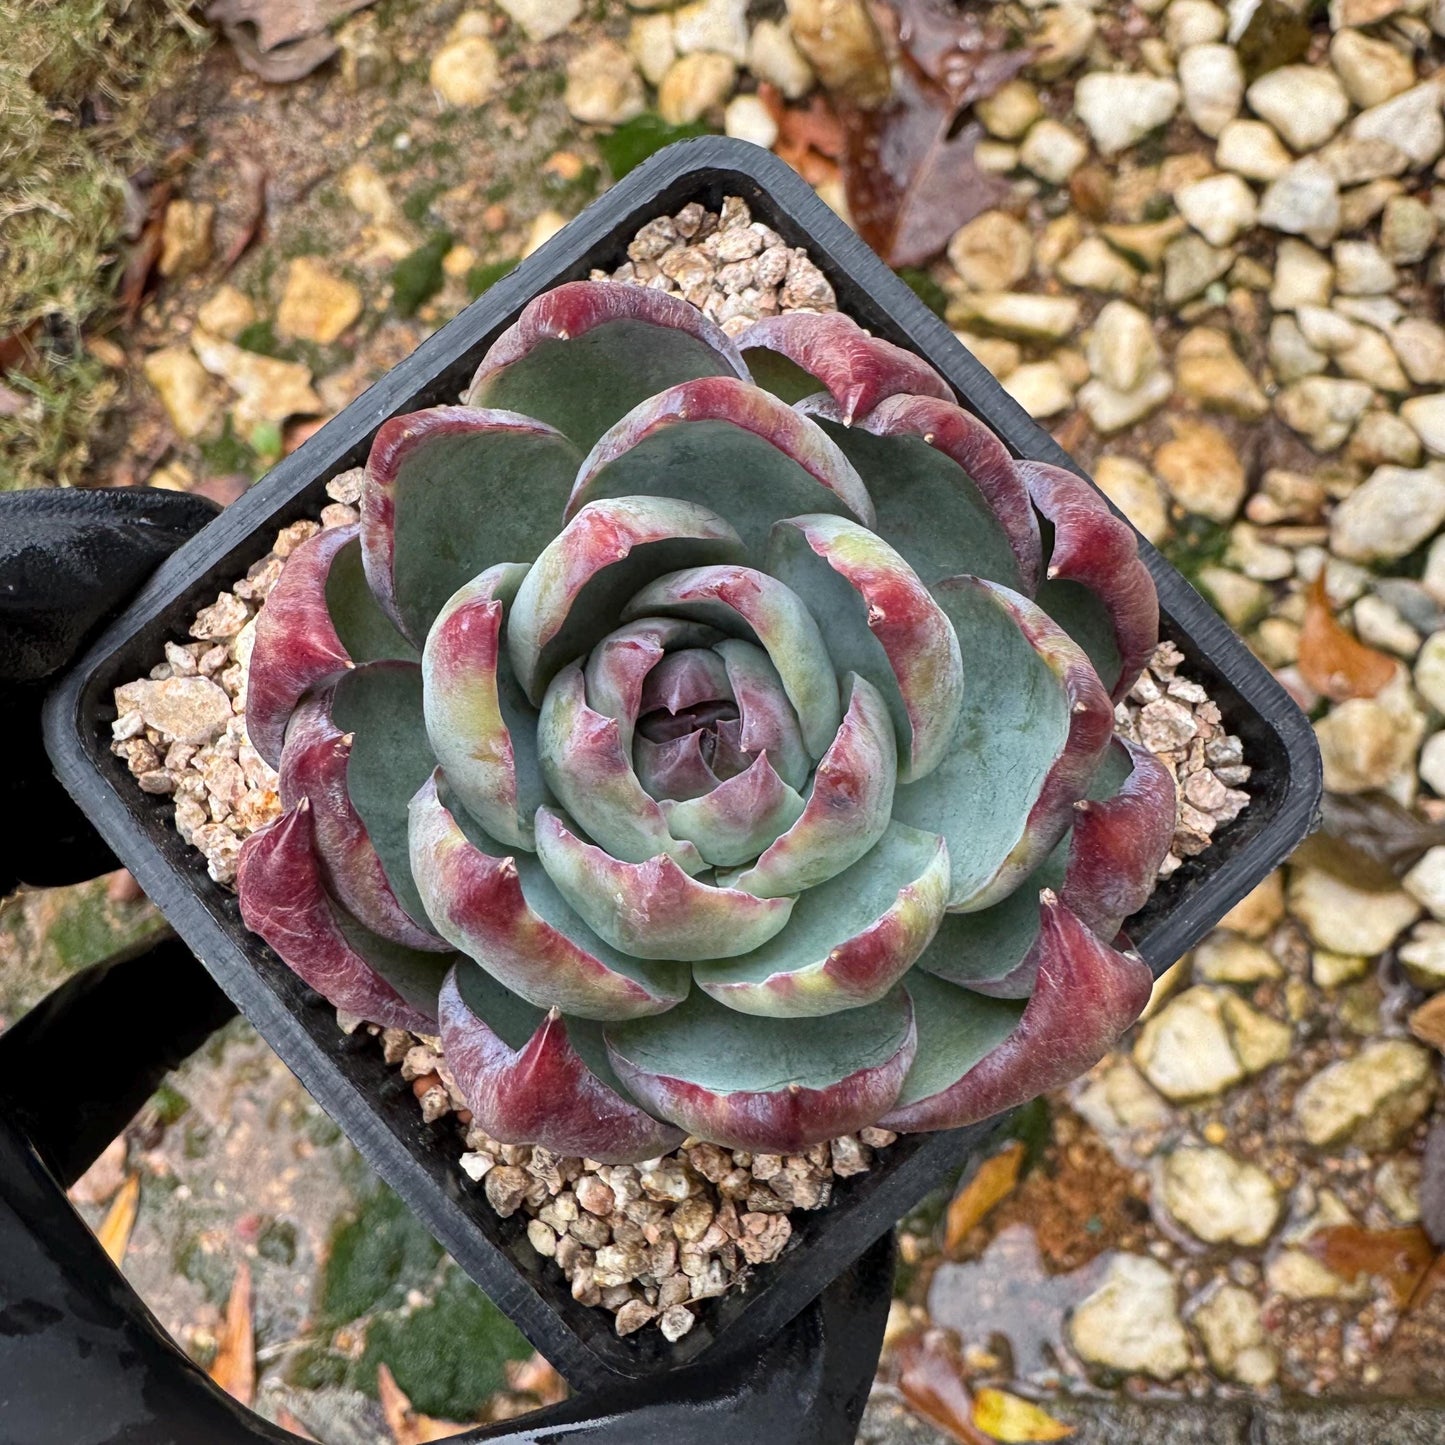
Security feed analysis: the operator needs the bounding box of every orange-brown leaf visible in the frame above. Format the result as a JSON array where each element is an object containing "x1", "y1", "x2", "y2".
[
  {"x1": 97, "y1": 1173, "x2": 141, "y2": 1266},
  {"x1": 274, "y1": 1406, "x2": 319, "y2": 1441},
  {"x1": 896, "y1": 1330, "x2": 992, "y2": 1445},
  {"x1": 208, "y1": 1259, "x2": 256, "y2": 1406},
  {"x1": 945, "y1": 1141, "x2": 1026, "y2": 1255},
  {"x1": 1304, "y1": 1224, "x2": 1437, "y2": 1308},
  {"x1": 377, "y1": 1363, "x2": 470, "y2": 1444},
  {"x1": 1297, "y1": 574, "x2": 1396, "y2": 702},
  {"x1": 760, "y1": 84, "x2": 843, "y2": 187},
  {"x1": 972, "y1": 1387, "x2": 1074, "y2": 1442}
]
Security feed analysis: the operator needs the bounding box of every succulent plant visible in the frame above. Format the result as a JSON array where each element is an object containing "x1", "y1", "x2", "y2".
[{"x1": 237, "y1": 280, "x2": 1175, "y2": 1163}]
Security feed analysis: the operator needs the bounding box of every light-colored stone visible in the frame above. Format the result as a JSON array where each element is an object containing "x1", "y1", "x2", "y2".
[
  {"x1": 144, "y1": 347, "x2": 217, "y2": 439},
  {"x1": 1349, "y1": 411, "x2": 1422, "y2": 469},
  {"x1": 1270, "y1": 239, "x2": 1334, "y2": 311},
  {"x1": 1392, "y1": 319, "x2": 1445, "y2": 387},
  {"x1": 113, "y1": 676, "x2": 233, "y2": 745},
  {"x1": 1221, "y1": 993, "x2": 1293, "y2": 1073},
  {"x1": 1068, "y1": 1255, "x2": 1191, "y2": 1380},
  {"x1": 1074, "y1": 72, "x2": 1181, "y2": 156},
  {"x1": 1166, "y1": 1, "x2": 1227, "y2": 52},
  {"x1": 1174, "y1": 326, "x2": 1268, "y2": 420},
  {"x1": 1334, "y1": 239, "x2": 1398, "y2": 296},
  {"x1": 1003, "y1": 361, "x2": 1074, "y2": 419},
  {"x1": 1330, "y1": 28, "x2": 1416, "y2": 109},
  {"x1": 1153, "y1": 418, "x2": 1246, "y2": 522},
  {"x1": 1405, "y1": 846, "x2": 1445, "y2": 923},
  {"x1": 1079, "y1": 369, "x2": 1174, "y2": 434},
  {"x1": 1073, "y1": 1059, "x2": 1173, "y2": 1136},
  {"x1": 785, "y1": 0, "x2": 889, "y2": 106},
  {"x1": 195, "y1": 285, "x2": 255, "y2": 341},
  {"x1": 1018, "y1": 118, "x2": 1089, "y2": 184},
  {"x1": 190, "y1": 330, "x2": 321, "y2": 431},
  {"x1": 1192, "y1": 1285, "x2": 1278, "y2": 1387},
  {"x1": 1093, "y1": 455, "x2": 1169, "y2": 543},
  {"x1": 1331, "y1": 462, "x2": 1445, "y2": 561},
  {"x1": 1216, "y1": 117, "x2": 1292, "y2": 181},
  {"x1": 498, "y1": 0, "x2": 581, "y2": 41},
  {"x1": 1030, "y1": 4, "x2": 1098, "y2": 80},
  {"x1": 948, "y1": 291, "x2": 1081, "y2": 342},
  {"x1": 1382, "y1": 195, "x2": 1437, "y2": 265},
  {"x1": 1275, "y1": 376, "x2": 1372, "y2": 452},
  {"x1": 746, "y1": 19, "x2": 813, "y2": 99},
  {"x1": 1296, "y1": 304, "x2": 1359, "y2": 354},
  {"x1": 1294, "y1": 1040, "x2": 1436, "y2": 1149},
  {"x1": 975, "y1": 79, "x2": 1043, "y2": 140},
  {"x1": 430, "y1": 29, "x2": 501, "y2": 108},
  {"x1": 276, "y1": 257, "x2": 362, "y2": 345},
  {"x1": 1377, "y1": 1157, "x2": 1423, "y2": 1224},
  {"x1": 658, "y1": 52, "x2": 737, "y2": 125},
  {"x1": 1349, "y1": 82, "x2": 1445, "y2": 169},
  {"x1": 1313, "y1": 949, "x2": 1369, "y2": 987},
  {"x1": 1162, "y1": 232, "x2": 1232, "y2": 304},
  {"x1": 565, "y1": 40, "x2": 645, "y2": 125},
  {"x1": 1194, "y1": 931, "x2": 1283, "y2": 983},
  {"x1": 1178, "y1": 43, "x2": 1244, "y2": 137},
  {"x1": 630, "y1": 12, "x2": 676, "y2": 84},
  {"x1": 1330, "y1": 0, "x2": 1410, "y2": 24},
  {"x1": 1315, "y1": 681, "x2": 1426, "y2": 792},
  {"x1": 672, "y1": 0, "x2": 747, "y2": 61},
  {"x1": 1418, "y1": 632, "x2": 1445, "y2": 714},
  {"x1": 1134, "y1": 987, "x2": 1246, "y2": 1101},
  {"x1": 1176, "y1": 172, "x2": 1257, "y2": 247},
  {"x1": 1289, "y1": 864, "x2": 1423, "y2": 956},
  {"x1": 1401, "y1": 919, "x2": 1445, "y2": 988},
  {"x1": 1404, "y1": 395, "x2": 1445, "y2": 458},
  {"x1": 947, "y1": 211, "x2": 1032, "y2": 292},
  {"x1": 1103, "y1": 217, "x2": 1187, "y2": 270},
  {"x1": 1220, "y1": 872, "x2": 1285, "y2": 938},
  {"x1": 1268, "y1": 317, "x2": 1326, "y2": 385},
  {"x1": 723, "y1": 93, "x2": 777, "y2": 148},
  {"x1": 1422, "y1": 730, "x2": 1445, "y2": 794},
  {"x1": 1056, "y1": 236, "x2": 1140, "y2": 293},
  {"x1": 1259, "y1": 159, "x2": 1341, "y2": 247},
  {"x1": 1159, "y1": 1146, "x2": 1281, "y2": 1245},
  {"x1": 1247, "y1": 65, "x2": 1350, "y2": 152},
  {"x1": 1087, "y1": 300, "x2": 1160, "y2": 393},
  {"x1": 158, "y1": 199, "x2": 214, "y2": 278},
  {"x1": 1336, "y1": 327, "x2": 1410, "y2": 393}
]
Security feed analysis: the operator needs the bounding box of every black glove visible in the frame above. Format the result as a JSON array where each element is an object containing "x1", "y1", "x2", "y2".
[{"x1": 0, "y1": 487, "x2": 219, "y2": 894}]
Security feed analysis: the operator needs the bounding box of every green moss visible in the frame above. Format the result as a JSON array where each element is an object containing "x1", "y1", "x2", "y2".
[
  {"x1": 391, "y1": 231, "x2": 454, "y2": 318},
  {"x1": 402, "y1": 180, "x2": 448, "y2": 224},
  {"x1": 235, "y1": 320, "x2": 281, "y2": 357},
  {"x1": 200, "y1": 417, "x2": 259, "y2": 477},
  {"x1": 355, "y1": 1266, "x2": 530, "y2": 1420},
  {"x1": 894, "y1": 267, "x2": 949, "y2": 319},
  {"x1": 466, "y1": 258, "x2": 519, "y2": 298},
  {"x1": 1162, "y1": 514, "x2": 1231, "y2": 591},
  {"x1": 147, "y1": 1083, "x2": 191, "y2": 1127},
  {"x1": 288, "y1": 1343, "x2": 350, "y2": 1392},
  {"x1": 544, "y1": 161, "x2": 602, "y2": 210},
  {"x1": 318, "y1": 1186, "x2": 444, "y2": 1326},
  {"x1": 257, "y1": 1218, "x2": 298, "y2": 1266},
  {"x1": 43, "y1": 878, "x2": 168, "y2": 973},
  {"x1": 597, "y1": 114, "x2": 715, "y2": 181}
]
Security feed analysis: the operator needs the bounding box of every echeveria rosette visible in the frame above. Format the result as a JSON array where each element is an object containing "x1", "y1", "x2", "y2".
[{"x1": 238, "y1": 279, "x2": 1172, "y2": 1165}]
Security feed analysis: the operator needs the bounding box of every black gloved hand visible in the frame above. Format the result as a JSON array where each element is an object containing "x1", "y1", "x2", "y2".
[{"x1": 0, "y1": 487, "x2": 219, "y2": 894}]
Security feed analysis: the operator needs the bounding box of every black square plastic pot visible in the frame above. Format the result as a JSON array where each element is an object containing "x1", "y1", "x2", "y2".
[{"x1": 43, "y1": 138, "x2": 1321, "y2": 1389}]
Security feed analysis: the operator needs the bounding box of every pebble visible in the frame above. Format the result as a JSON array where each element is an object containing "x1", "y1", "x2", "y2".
[
  {"x1": 1316, "y1": 682, "x2": 1426, "y2": 792},
  {"x1": 1003, "y1": 361, "x2": 1074, "y2": 419},
  {"x1": 1018, "y1": 118, "x2": 1089, "y2": 184},
  {"x1": 975, "y1": 79, "x2": 1043, "y2": 140},
  {"x1": 1079, "y1": 370, "x2": 1173, "y2": 434},
  {"x1": 746, "y1": 19, "x2": 814, "y2": 100},
  {"x1": 1192, "y1": 1285, "x2": 1278, "y2": 1387},
  {"x1": 1415, "y1": 633, "x2": 1445, "y2": 713},
  {"x1": 429, "y1": 29, "x2": 501, "y2": 108},
  {"x1": 1216, "y1": 117, "x2": 1293, "y2": 181},
  {"x1": 659, "y1": 53, "x2": 738, "y2": 125},
  {"x1": 724, "y1": 94, "x2": 777, "y2": 148},
  {"x1": 1193, "y1": 932, "x2": 1282, "y2": 983},
  {"x1": 191, "y1": 331, "x2": 321, "y2": 431},
  {"x1": 1220, "y1": 993, "x2": 1292, "y2": 1073},
  {"x1": 1176, "y1": 172, "x2": 1257, "y2": 247},
  {"x1": 1392, "y1": 319, "x2": 1445, "y2": 387},
  {"x1": 1158, "y1": 1146, "x2": 1281, "y2": 1245},
  {"x1": 113, "y1": 677, "x2": 233, "y2": 747},
  {"x1": 1073, "y1": 1059, "x2": 1173, "y2": 1135},
  {"x1": 196, "y1": 285, "x2": 256, "y2": 340},
  {"x1": 628, "y1": 13, "x2": 674, "y2": 83},
  {"x1": 1087, "y1": 300, "x2": 1160, "y2": 393},
  {"x1": 1173, "y1": 326, "x2": 1268, "y2": 420},
  {"x1": 158, "y1": 199, "x2": 214, "y2": 278},
  {"x1": 1092, "y1": 455, "x2": 1169, "y2": 544},
  {"x1": 1162, "y1": 236, "x2": 1233, "y2": 310},
  {"x1": 1288, "y1": 864, "x2": 1423, "y2": 956},
  {"x1": 144, "y1": 347, "x2": 217, "y2": 439},
  {"x1": 1269, "y1": 238, "x2": 1334, "y2": 311},
  {"x1": 1403, "y1": 396, "x2": 1445, "y2": 459},
  {"x1": 1294, "y1": 1040, "x2": 1436, "y2": 1149},
  {"x1": 1178, "y1": 43, "x2": 1244, "y2": 137},
  {"x1": 671, "y1": 0, "x2": 747, "y2": 61},
  {"x1": 1329, "y1": 28, "x2": 1416, "y2": 108},
  {"x1": 1133, "y1": 987, "x2": 1246, "y2": 1101},
  {"x1": 785, "y1": 0, "x2": 889, "y2": 105},
  {"x1": 1406, "y1": 845, "x2": 1445, "y2": 923},
  {"x1": 1246, "y1": 65, "x2": 1350, "y2": 152},
  {"x1": 1030, "y1": 4, "x2": 1098, "y2": 80},
  {"x1": 497, "y1": 0, "x2": 580, "y2": 41},
  {"x1": 276, "y1": 257, "x2": 362, "y2": 345},
  {"x1": 1349, "y1": 82, "x2": 1445, "y2": 169},
  {"x1": 1333, "y1": 239, "x2": 1397, "y2": 296},
  {"x1": 1400, "y1": 920, "x2": 1445, "y2": 990},
  {"x1": 1056, "y1": 235, "x2": 1140, "y2": 293},
  {"x1": 948, "y1": 291, "x2": 1081, "y2": 342},
  {"x1": 1335, "y1": 327, "x2": 1410, "y2": 393},
  {"x1": 1068, "y1": 1254, "x2": 1191, "y2": 1380},
  {"x1": 1154, "y1": 418, "x2": 1246, "y2": 523},
  {"x1": 1275, "y1": 375, "x2": 1372, "y2": 451},
  {"x1": 1074, "y1": 72, "x2": 1181, "y2": 155},
  {"x1": 1166, "y1": 1, "x2": 1227, "y2": 52},
  {"x1": 1381, "y1": 195, "x2": 1437, "y2": 265},
  {"x1": 947, "y1": 211, "x2": 1032, "y2": 292},
  {"x1": 1258, "y1": 158, "x2": 1341, "y2": 247},
  {"x1": 565, "y1": 40, "x2": 645, "y2": 126},
  {"x1": 1330, "y1": 462, "x2": 1445, "y2": 561}
]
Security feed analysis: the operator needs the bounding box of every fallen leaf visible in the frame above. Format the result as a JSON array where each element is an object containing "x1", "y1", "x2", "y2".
[
  {"x1": 119, "y1": 180, "x2": 172, "y2": 321},
  {"x1": 1298, "y1": 574, "x2": 1397, "y2": 703},
  {"x1": 209, "y1": 1259, "x2": 256, "y2": 1406},
  {"x1": 760, "y1": 84, "x2": 843, "y2": 187},
  {"x1": 887, "y1": 0, "x2": 1032, "y2": 108},
  {"x1": 222, "y1": 157, "x2": 268, "y2": 273},
  {"x1": 505, "y1": 1352, "x2": 569, "y2": 1406},
  {"x1": 1303, "y1": 791, "x2": 1445, "y2": 886},
  {"x1": 1411, "y1": 993, "x2": 1445, "y2": 1053},
  {"x1": 840, "y1": 61, "x2": 1010, "y2": 267},
  {"x1": 273, "y1": 1406, "x2": 319, "y2": 1440},
  {"x1": 377, "y1": 1363, "x2": 470, "y2": 1445},
  {"x1": 896, "y1": 1330, "x2": 992, "y2": 1445},
  {"x1": 96, "y1": 1173, "x2": 141, "y2": 1264},
  {"x1": 205, "y1": 0, "x2": 374, "y2": 81},
  {"x1": 973, "y1": 1387, "x2": 1074, "y2": 1443},
  {"x1": 1304, "y1": 1224, "x2": 1437, "y2": 1309},
  {"x1": 945, "y1": 1141, "x2": 1026, "y2": 1255}
]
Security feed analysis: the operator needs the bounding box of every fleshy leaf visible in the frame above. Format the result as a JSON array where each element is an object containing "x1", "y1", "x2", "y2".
[
  {"x1": 534, "y1": 807, "x2": 794, "y2": 961},
  {"x1": 714, "y1": 638, "x2": 811, "y2": 792},
  {"x1": 804, "y1": 392, "x2": 1041, "y2": 594},
  {"x1": 584, "y1": 617, "x2": 723, "y2": 752},
  {"x1": 623, "y1": 563, "x2": 841, "y2": 760},
  {"x1": 237, "y1": 804, "x2": 444, "y2": 1033},
  {"x1": 362, "y1": 406, "x2": 582, "y2": 643},
  {"x1": 507, "y1": 495, "x2": 745, "y2": 705},
  {"x1": 882, "y1": 897, "x2": 1153, "y2": 1132},
  {"x1": 767, "y1": 514, "x2": 964, "y2": 782},
  {"x1": 567, "y1": 376, "x2": 876, "y2": 558},
  {"x1": 635, "y1": 731, "x2": 720, "y2": 802},
  {"x1": 537, "y1": 663, "x2": 704, "y2": 871},
  {"x1": 736, "y1": 311, "x2": 952, "y2": 421},
  {"x1": 662, "y1": 754, "x2": 807, "y2": 867},
  {"x1": 1018, "y1": 460, "x2": 1159, "y2": 701},
  {"x1": 606, "y1": 986, "x2": 917, "y2": 1153},
  {"x1": 408, "y1": 772, "x2": 688, "y2": 1021},
  {"x1": 723, "y1": 674, "x2": 897, "y2": 898},
  {"x1": 277, "y1": 670, "x2": 446, "y2": 951},
  {"x1": 422, "y1": 563, "x2": 543, "y2": 852},
  {"x1": 697, "y1": 822, "x2": 949, "y2": 1017},
  {"x1": 439, "y1": 963, "x2": 683, "y2": 1163},
  {"x1": 247, "y1": 524, "x2": 413, "y2": 769},
  {"x1": 464, "y1": 280, "x2": 749, "y2": 452},
  {"x1": 892, "y1": 577, "x2": 1112, "y2": 911}
]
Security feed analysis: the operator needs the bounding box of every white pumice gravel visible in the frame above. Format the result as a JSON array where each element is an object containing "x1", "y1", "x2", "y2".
[{"x1": 111, "y1": 198, "x2": 1250, "y2": 1336}]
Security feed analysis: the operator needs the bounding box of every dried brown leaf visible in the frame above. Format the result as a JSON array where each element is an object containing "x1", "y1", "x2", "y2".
[
  {"x1": 377, "y1": 1363, "x2": 469, "y2": 1445},
  {"x1": 896, "y1": 1330, "x2": 992, "y2": 1445},
  {"x1": 208, "y1": 1259, "x2": 256, "y2": 1406},
  {"x1": 1298, "y1": 575, "x2": 1397, "y2": 703},
  {"x1": 760, "y1": 84, "x2": 844, "y2": 187},
  {"x1": 887, "y1": 0, "x2": 1032, "y2": 108},
  {"x1": 945, "y1": 1141, "x2": 1026, "y2": 1255},
  {"x1": 222, "y1": 157, "x2": 268, "y2": 273},
  {"x1": 205, "y1": 0, "x2": 374, "y2": 81},
  {"x1": 96, "y1": 1172, "x2": 141, "y2": 1265},
  {"x1": 1304, "y1": 1224, "x2": 1437, "y2": 1308},
  {"x1": 274, "y1": 1406, "x2": 319, "y2": 1440}
]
